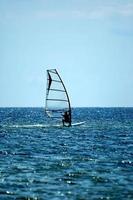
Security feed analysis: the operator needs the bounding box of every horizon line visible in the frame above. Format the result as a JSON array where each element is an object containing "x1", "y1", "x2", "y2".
[{"x1": 0, "y1": 106, "x2": 132, "y2": 108}]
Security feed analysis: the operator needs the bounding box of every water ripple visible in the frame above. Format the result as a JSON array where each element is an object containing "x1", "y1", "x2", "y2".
[{"x1": 0, "y1": 107, "x2": 133, "y2": 199}]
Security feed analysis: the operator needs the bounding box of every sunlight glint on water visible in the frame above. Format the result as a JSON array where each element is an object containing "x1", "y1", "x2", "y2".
[{"x1": 0, "y1": 108, "x2": 133, "y2": 199}]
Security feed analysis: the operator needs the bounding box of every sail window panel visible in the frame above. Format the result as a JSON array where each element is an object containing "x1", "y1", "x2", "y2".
[
  {"x1": 46, "y1": 110, "x2": 63, "y2": 119},
  {"x1": 50, "y1": 81, "x2": 64, "y2": 91},
  {"x1": 48, "y1": 71, "x2": 60, "y2": 81},
  {"x1": 50, "y1": 72, "x2": 59, "y2": 80},
  {"x1": 47, "y1": 100, "x2": 68, "y2": 110},
  {"x1": 47, "y1": 90, "x2": 68, "y2": 101}
]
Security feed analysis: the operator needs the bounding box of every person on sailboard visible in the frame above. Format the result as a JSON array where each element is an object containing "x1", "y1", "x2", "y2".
[{"x1": 62, "y1": 111, "x2": 71, "y2": 126}]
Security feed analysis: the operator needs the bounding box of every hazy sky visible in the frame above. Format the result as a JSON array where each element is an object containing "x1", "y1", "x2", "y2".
[{"x1": 0, "y1": 0, "x2": 133, "y2": 107}]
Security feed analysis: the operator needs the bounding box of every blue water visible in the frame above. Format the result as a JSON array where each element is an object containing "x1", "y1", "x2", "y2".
[{"x1": 0, "y1": 107, "x2": 133, "y2": 200}]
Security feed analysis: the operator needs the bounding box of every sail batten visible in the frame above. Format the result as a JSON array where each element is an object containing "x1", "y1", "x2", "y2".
[
  {"x1": 48, "y1": 89, "x2": 65, "y2": 92},
  {"x1": 46, "y1": 99, "x2": 68, "y2": 102},
  {"x1": 45, "y1": 69, "x2": 71, "y2": 126},
  {"x1": 49, "y1": 80, "x2": 61, "y2": 83}
]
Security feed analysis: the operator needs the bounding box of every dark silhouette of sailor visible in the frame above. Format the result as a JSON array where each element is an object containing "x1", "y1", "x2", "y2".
[{"x1": 62, "y1": 111, "x2": 71, "y2": 126}]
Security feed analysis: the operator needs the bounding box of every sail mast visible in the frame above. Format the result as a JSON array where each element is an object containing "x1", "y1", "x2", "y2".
[{"x1": 55, "y1": 69, "x2": 71, "y2": 125}]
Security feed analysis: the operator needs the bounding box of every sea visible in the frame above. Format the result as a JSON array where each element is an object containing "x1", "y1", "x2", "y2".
[{"x1": 0, "y1": 107, "x2": 133, "y2": 200}]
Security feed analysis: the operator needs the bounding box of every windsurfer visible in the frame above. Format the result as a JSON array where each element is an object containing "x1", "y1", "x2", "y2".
[{"x1": 62, "y1": 111, "x2": 71, "y2": 126}]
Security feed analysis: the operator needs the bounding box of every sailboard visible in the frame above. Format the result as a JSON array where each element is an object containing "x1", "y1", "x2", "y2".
[
  {"x1": 71, "y1": 121, "x2": 86, "y2": 126},
  {"x1": 45, "y1": 69, "x2": 72, "y2": 127}
]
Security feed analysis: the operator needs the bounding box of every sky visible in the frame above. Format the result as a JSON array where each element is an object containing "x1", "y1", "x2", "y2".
[{"x1": 0, "y1": 0, "x2": 133, "y2": 107}]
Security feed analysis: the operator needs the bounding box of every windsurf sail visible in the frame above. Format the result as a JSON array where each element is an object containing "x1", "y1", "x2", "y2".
[{"x1": 45, "y1": 69, "x2": 71, "y2": 126}]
